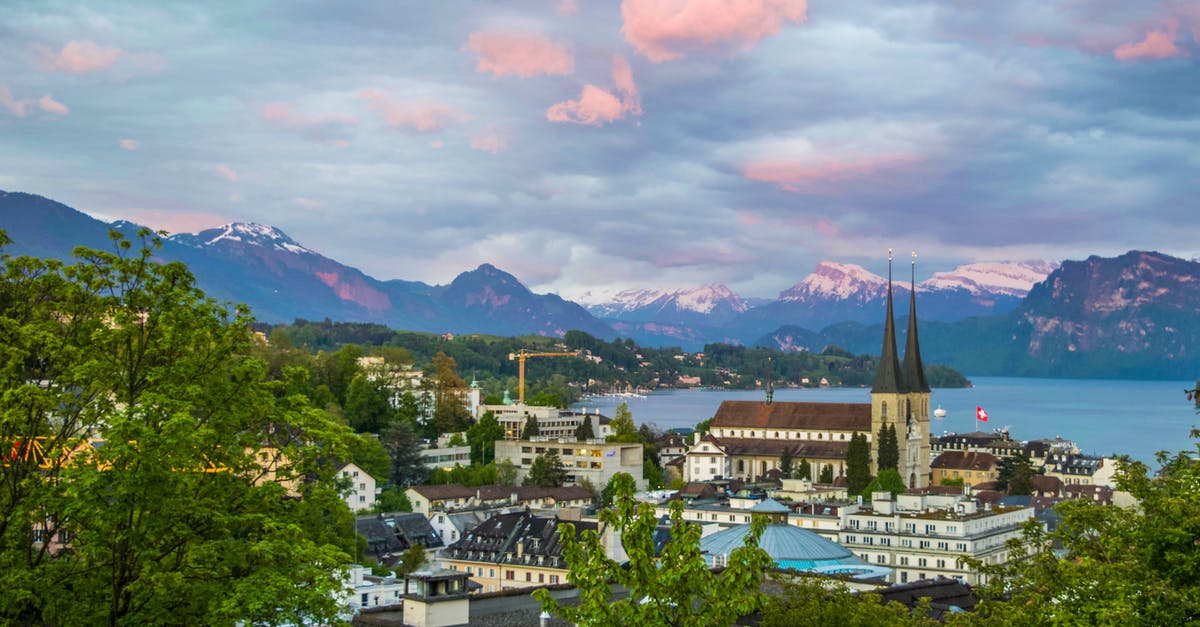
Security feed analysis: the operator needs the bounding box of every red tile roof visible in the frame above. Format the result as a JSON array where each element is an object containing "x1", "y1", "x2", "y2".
[{"x1": 711, "y1": 400, "x2": 871, "y2": 431}]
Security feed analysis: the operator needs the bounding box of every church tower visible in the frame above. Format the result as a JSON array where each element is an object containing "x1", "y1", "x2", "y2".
[
  {"x1": 870, "y1": 251, "x2": 904, "y2": 479},
  {"x1": 899, "y1": 253, "x2": 932, "y2": 488}
]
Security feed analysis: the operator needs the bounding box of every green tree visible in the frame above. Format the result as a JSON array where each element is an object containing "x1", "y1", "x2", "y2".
[
  {"x1": 877, "y1": 422, "x2": 899, "y2": 472},
  {"x1": 429, "y1": 352, "x2": 471, "y2": 435},
  {"x1": 466, "y1": 411, "x2": 503, "y2": 465},
  {"x1": 373, "y1": 486, "x2": 413, "y2": 513},
  {"x1": 534, "y1": 473, "x2": 773, "y2": 625},
  {"x1": 861, "y1": 468, "x2": 906, "y2": 499},
  {"x1": 344, "y1": 372, "x2": 396, "y2": 433},
  {"x1": 998, "y1": 452, "x2": 1039, "y2": 495},
  {"x1": 845, "y1": 432, "x2": 872, "y2": 495},
  {"x1": 527, "y1": 391, "x2": 563, "y2": 407},
  {"x1": 397, "y1": 544, "x2": 426, "y2": 575},
  {"x1": 608, "y1": 401, "x2": 638, "y2": 442},
  {"x1": 525, "y1": 451, "x2": 568, "y2": 487},
  {"x1": 796, "y1": 457, "x2": 812, "y2": 480},
  {"x1": 643, "y1": 459, "x2": 665, "y2": 489},
  {"x1": 940, "y1": 476, "x2": 965, "y2": 487},
  {"x1": 496, "y1": 459, "x2": 519, "y2": 487},
  {"x1": 574, "y1": 414, "x2": 595, "y2": 441},
  {"x1": 346, "y1": 433, "x2": 392, "y2": 483},
  {"x1": 0, "y1": 231, "x2": 352, "y2": 625},
  {"x1": 760, "y1": 577, "x2": 939, "y2": 626},
  {"x1": 381, "y1": 419, "x2": 428, "y2": 487},
  {"x1": 779, "y1": 448, "x2": 794, "y2": 478},
  {"x1": 521, "y1": 415, "x2": 541, "y2": 439},
  {"x1": 819, "y1": 464, "x2": 834, "y2": 483}
]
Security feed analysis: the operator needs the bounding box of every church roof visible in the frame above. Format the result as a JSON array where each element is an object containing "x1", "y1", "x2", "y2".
[
  {"x1": 712, "y1": 437, "x2": 851, "y2": 460},
  {"x1": 711, "y1": 401, "x2": 870, "y2": 431},
  {"x1": 872, "y1": 261, "x2": 904, "y2": 394},
  {"x1": 901, "y1": 263, "x2": 930, "y2": 393}
]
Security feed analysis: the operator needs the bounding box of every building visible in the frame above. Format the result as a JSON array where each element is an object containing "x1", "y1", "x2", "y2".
[
  {"x1": 494, "y1": 438, "x2": 644, "y2": 489},
  {"x1": 356, "y1": 512, "x2": 444, "y2": 567},
  {"x1": 1043, "y1": 453, "x2": 1120, "y2": 487},
  {"x1": 486, "y1": 401, "x2": 612, "y2": 442},
  {"x1": 689, "y1": 259, "x2": 933, "y2": 488},
  {"x1": 342, "y1": 564, "x2": 409, "y2": 611},
  {"x1": 419, "y1": 432, "x2": 472, "y2": 471},
  {"x1": 932, "y1": 431, "x2": 1023, "y2": 459},
  {"x1": 419, "y1": 485, "x2": 595, "y2": 544},
  {"x1": 338, "y1": 462, "x2": 381, "y2": 513},
  {"x1": 930, "y1": 451, "x2": 1001, "y2": 487},
  {"x1": 439, "y1": 510, "x2": 596, "y2": 592},
  {"x1": 407, "y1": 483, "x2": 595, "y2": 518},
  {"x1": 838, "y1": 491, "x2": 1035, "y2": 585}
]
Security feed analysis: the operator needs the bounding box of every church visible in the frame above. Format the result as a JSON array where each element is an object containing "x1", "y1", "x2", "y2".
[{"x1": 685, "y1": 256, "x2": 932, "y2": 489}]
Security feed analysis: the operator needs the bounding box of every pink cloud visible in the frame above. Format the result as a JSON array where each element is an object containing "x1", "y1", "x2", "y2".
[
  {"x1": 38, "y1": 95, "x2": 68, "y2": 115},
  {"x1": 466, "y1": 32, "x2": 575, "y2": 77},
  {"x1": 621, "y1": 0, "x2": 807, "y2": 62},
  {"x1": 742, "y1": 153, "x2": 919, "y2": 192},
  {"x1": 1114, "y1": 20, "x2": 1185, "y2": 61},
  {"x1": 471, "y1": 127, "x2": 509, "y2": 153},
  {"x1": 546, "y1": 56, "x2": 642, "y2": 126},
  {"x1": 110, "y1": 209, "x2": 228, "y2": 235},
  {"x1": 815, "y1": 218, "x2": 838, "y2": 236},
  {"x1": 35, "y1": 40, "x2": 124, "y2": 74},
  {"x1": 0, "y1": 83, "x2": 33, "y2": 117},
  {"x1": 557, "y1": 0, "x2": 579, "y2": 16},
  {"x1": 359, "y1": 89, "x2": 463, "y2": 132},
  {"x1": 262, "y1": 102, "x2": 357, "y2": 145},
  {"x1": 430, "y1": 140, "x2": 444, "y2": 149},
  {"x1": 214, "y1": 164, "x2": 239, "y2": 182},
  {"x1": 295, "y1": 197, "x2": 324, "y2": 209},
  {"x1": 119, "y1": 139, "x2": 140, "y2": 151}
]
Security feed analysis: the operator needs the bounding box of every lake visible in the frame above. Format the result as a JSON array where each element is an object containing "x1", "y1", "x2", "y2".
[{"x1": 571, "y1": 377, "x2": 1200, "y2": 468}]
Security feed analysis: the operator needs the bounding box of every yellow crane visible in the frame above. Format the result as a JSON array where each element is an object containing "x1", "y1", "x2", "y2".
[{"x1": 508, "y1": 349, "x2": 579, "y2": 404}]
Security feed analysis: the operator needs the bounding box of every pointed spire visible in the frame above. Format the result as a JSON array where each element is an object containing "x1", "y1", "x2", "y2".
[
  {"x1": 902, "y1": 251, "x2": 930, "y2": 393},
  {"x1": 873, "y1": 249, "x2": 903, "y2": 394}
]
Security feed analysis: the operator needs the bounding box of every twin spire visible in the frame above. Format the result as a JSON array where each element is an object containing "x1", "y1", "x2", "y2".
[{"x1": 872, "y1": 249, "x2": 929, "y2": 394}]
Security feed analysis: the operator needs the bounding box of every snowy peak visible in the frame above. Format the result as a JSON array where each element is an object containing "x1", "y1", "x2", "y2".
[
  {"x1": 672, "y1": 284, "x2": 749, "y2": 315},
  {"x1": 592, "y1": 284, "x2": 747, "y2": 316},
  {"x1": 919, "y1": 261, "x2": 1058, "y2": 296},
  {"x1": 779, "y1": 262, "x2": 892, "y2": 302},
  {"x1": 170, "y1": 222, "x2": 312, "y2": 255}
]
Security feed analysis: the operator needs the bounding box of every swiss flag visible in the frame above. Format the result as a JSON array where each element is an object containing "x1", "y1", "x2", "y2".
[{"x1": 976, "y1": 406, "x2": 989, "y2": 422}]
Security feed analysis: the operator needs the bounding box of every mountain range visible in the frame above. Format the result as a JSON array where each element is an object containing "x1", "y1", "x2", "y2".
[{"x1": 2, "y1": 189, "x2": 1198, "y2": 379}]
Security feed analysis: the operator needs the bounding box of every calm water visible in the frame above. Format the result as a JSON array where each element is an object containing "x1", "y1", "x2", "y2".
[{"x1": 572, "y1": 377, "x2": 1200, "y2": 467}]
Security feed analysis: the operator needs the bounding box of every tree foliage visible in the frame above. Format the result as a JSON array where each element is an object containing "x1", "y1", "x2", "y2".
[
  {"x1": 877, "y1": 422, "x2": 899, "y2": 472},
  {"x1": 574, "y1": 414, "x2": 595, "y2": 441},
  {"x1": 819, "y1": 464, "x2": 834, "y2": 483},
  {"x1": 779, "y1": 448, "x2": 794, "y2": 478},
  {"x1": 998, "y1": 452, "x2": 1039, "y2": 495},
  {"x1": 521, "y1": 415, "x2": 541, "y2": 439},
  {"x1": 861, "y1": 468, "x2": 906, "y2": 499},
  {"x1": 534, "y1": 473, "x2": 773, "y2": 626},
  {"x1": 524, "y1": 452, "x2": 568, "y2": 487},
  {"x1": 608, "y1": 401, "x2": 637, "y2": 442},
  {"x1": 845, "y1": 432, "x2": 872, "y2": 495},
  {"x1": 344, "y1": 372, "x2": 396, "y2": 433},
  {"x1": 466, "y1": 411, "x2": 503, "y2": 465},
  {"x1": 0, "y1": 231, "x2": 352, "y2": 625},
  {"x1": 381, "y1": 419, "x2": 427, "y2": 487}
]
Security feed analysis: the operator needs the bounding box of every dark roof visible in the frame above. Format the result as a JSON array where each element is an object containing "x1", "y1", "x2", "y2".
[
  {"x1": 356, "y1": 513, "x2": 443, "y2": 565},
  {"x1": 872, "y1": 267, "x2": 903, "y2": 394},
  {"x1": 679, "y1": 482, "x2": 717, "y2": 498},
  {"x1": 714, "y1": 436, "x2": 851, "y2": 460},
  {"x1": 409, "y1": 484, "x2": 476, "y2": 501},
  {"x1": 931, "y1": 451, "x2": 1000, "y2": 471},
  {"x1": 878, "y1": 577, "x2": 978, "y2": 619},
  {"x1": 1029, "y1": 475, "x2": 1063, "y2": 496},
  {"x1": 441, "y1": 510, "x2": 597, "y2": 570},
  {"x1": 900, "y1": 267, "x2": 930, "y2": 393},
  {"x1": 711, "y1": 401, "x2": 870, "y2": 432}
]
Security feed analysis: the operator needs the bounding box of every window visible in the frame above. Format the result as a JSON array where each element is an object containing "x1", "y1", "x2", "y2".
[
  {"x1": 506, "y1": 570, "x2": 514, "y2": 580},
  {"x1": 937, "y1": 542, "x2": 948, "y2": 550},
  {"x1": 899, "y1": 556, "x2": 909, "y2": 566},
  {"x1": 489, "y1": 569, "x2": 495, "y2": 577},
  {"x1": 539, "y1": 573, "x2": 545, "y2": 583},
  {"x1": 361, "y1": 593, "x2": 368, "y2": 606},
  {"x1": 919, "y1": 540, "x2": 930, "y2": 549},
  {"x1": 956, "y1": 543, "x2": 967, "y2": 552},
  {"x1": 550, "y1": 575, "x2": 559, "y2": 584},
  {"x1": 936, "y1": 559, "x2": 946, "y2": 569},
  {"x1": 358, "y1": 483, "x2": 366, "y2": 490},
  {"x1": 900, "y1": 571, "x2": 908, "y2": 583},
  {"x1": 353, "y1": 471, "x2": 359, "y2": 477},
  {"x1": 466, "y1": 566, "x2": 473, "y2": 574},
  {"x1": 918, "y1": 558, "x2": 927, "y2": 567},
  {"x1": 876, "y1": 555, "x2": 886, "y2": 564},
  {"x1": 526, "y1": 572, "x2": 532, "y2": 582},
  {"x1": 359, "y1": 496, "x2": 365, "y2": 503}
]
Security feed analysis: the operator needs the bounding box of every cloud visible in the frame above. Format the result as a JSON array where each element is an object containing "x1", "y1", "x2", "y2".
[
  {"x1": 262, "y1": 102, "x2": 357, "y2": 145},
  {"x1": 621, "y1": 0, "x2": 807, "y2": 62},
  {"x1": 742, "y1": 153, "x2": 921, "y2": 192},
  {"x1": 119, "y1": 139, "x2": 140, "y2": 151},
  {"x1": 215, "y1": 164, "x2": 239, "y2": 182},
  {"x1": 34, "y1": 40, "x2": 124, "y2": 74},
  {"x1": 1114, "y1": 21, "x2": 1185, "y2": 61},
  {"x1": 295, "y1": 197, "x2": 324, "y2": 208},
  {"x1": 556, "y1": 0, "x2": 579, "y2": 17},
  {"x1": 38, "y1": 95, "x2": 69, "y2": 115},
  {"x1": 471, "y1": 127, "x2": 509, "y2": 153},
  {"x1": 358, "y1": 89, "x2": 463, "y2": 132},
  {"x1": 0, "y1": 83, "x2": 33, "y2": 117},
  {"x1": 545, "y1": 56, "x2": 642, "y2": 126},
  {"x1": 466, "y1": 32, "x2": 575, "y2": 77}
]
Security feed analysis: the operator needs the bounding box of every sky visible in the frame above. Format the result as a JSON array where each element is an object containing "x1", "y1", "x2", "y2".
[{"x1": 1, "y1": 1, "x2": 1198, "y2": 301}]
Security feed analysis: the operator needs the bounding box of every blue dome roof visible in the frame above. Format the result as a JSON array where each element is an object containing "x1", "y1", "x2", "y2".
[{"x1": 700, "y1": 524, "x2": 890, "y2": 580}]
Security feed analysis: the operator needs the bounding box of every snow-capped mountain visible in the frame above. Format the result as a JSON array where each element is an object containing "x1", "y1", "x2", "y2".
[
  {"x1": 920, "y1": 261, "x2": 1058, "y2": 296},
  {"x1": 586, "y1": 284, "x2": 749, "y2": 326},
  {"x1": 778, "y1": 262, "x2": 893, "y2": 302},
  {"x1": 170, "y1": 223, "x2": 313, "y2": 255}
]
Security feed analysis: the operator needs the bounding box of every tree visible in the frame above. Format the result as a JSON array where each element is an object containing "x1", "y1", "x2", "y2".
[
  {"x1": 373, "y1": 486, "x2": 412, "y2": 513},
  {"x1": 845, "y1": 432, "x2": 873, "y2": 495},
  {"x1": 861, "y1": 468, "x2": 906, "y2": 499},
  {"x1": 608, "y1": 401, "x2": 638, "y2": 442},
  {"x1": 779, "y1": 448, "x2": 794, "y2": 478},
  {"x1": 964, "y1": 430, "x2": 1200, "y2": 625},
  {"x1": 0, "y1": 231, "x2": 352, "y2": 625},
  {"x1": 524, "y1": 452, "x2": 567, "y2": 487},
  {"x1": 877, "y1": 422, "x2": 899, "y2": 472},
  {"x1": 429, "y1": 352, "x2": 471, "y2": 435},
  {"x1": 760, "y1": 577, "x2": 939, "y2": 626},
  {"x1": 521, "y1": 415, "x2": 541, "y2": 439},
  {"x1": 346, "y1": 433, "x2": 392, "y2": 482},
  {"x1": 643, "y1": 459, "x2": 664, "y2": 489},
  {"x1": 819, "y1": 464, "x2": 834, "y2": 483},
  {"x1": 496, "y1": 459, "x2": 519, "y2": 487},
  {"x1": 797, "y1": 457, "x2": 812, "y2": 480},
  {"x1": 534, "y1": 473, "x2": 773, "y2": 625},
  {"x1": 397, "y1": 544, "x2": 426, "y2": 575},
  {"x1": 998, "y1": 452, "x2": 1039, "y2": 495},
  {"x1": 344, "y1": 373, "x2": 396, "y2": 433},
  {"x1": 466, "y1": 411, "x2": 503, "y2": 465},
  {"x1": 382, "y1": 419, "x2": 428, "y2": 487},
  {"x1": 574, "y1": 414, "x2": 595, "y2": 441}
]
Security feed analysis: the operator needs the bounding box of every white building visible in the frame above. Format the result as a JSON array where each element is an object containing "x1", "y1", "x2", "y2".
[
  {"x1": 485, "y1": 402, "x2": 612, "y2": 441},
  {"x1": 838, "y1": 492, "x2": 1035, "y2": 585},
  {"x1": 340, "y1": 564, "x2": 410, "y2": 611},
  {"x1": 494, "y1": 438, "x2": 644, "y2": 490},
  {"x1": 338, "y1": 463, "x2": 381, "y2": 513},
  {"x1": 419, "y1": 432, "x2": 472, "y2": 471}
]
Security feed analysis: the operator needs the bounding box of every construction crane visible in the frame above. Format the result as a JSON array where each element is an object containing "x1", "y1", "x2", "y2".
[{"x1": 508, "y1": 349, "x2": 579, "y2": 404}]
